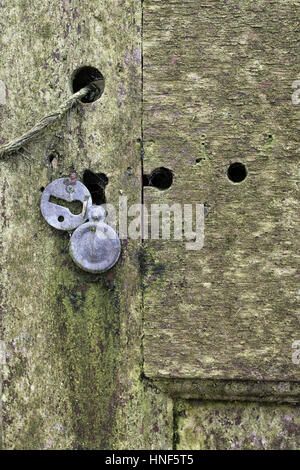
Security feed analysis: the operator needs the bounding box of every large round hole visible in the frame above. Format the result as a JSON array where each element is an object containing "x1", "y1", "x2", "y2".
[
  {"x1": 227, "y1": 162, "x2": 247, "y2": 183},
  {"x1": 144, "y1": 167, "x2": 173, "y2": 190},
  {"x1": 70, "y1": 66, "x2": 105, "y2": 103}
]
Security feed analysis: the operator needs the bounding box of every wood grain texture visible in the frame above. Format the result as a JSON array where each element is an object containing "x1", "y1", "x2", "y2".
[
  {"x1": 143, "y1": 0, "x2": 300, "y2": 396},
  {"x1": 176, "y1": 400, "x2": 300, "y2": 450},
  {"x1": 0, "y1": 0, "x2": 173, "y2": 449}
]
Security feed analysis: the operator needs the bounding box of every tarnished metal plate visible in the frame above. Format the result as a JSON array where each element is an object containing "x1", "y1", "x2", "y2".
[
  {"x1": 70, "y1": 221, "x2": 121, "y2": 273},
  {"x1": 41, "y1": 177, "x2": 92, "y2": 231}
]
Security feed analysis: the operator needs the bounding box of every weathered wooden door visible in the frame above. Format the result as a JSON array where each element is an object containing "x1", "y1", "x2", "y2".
[
  {"x1": 142, "y1": 0, "x2": 300, "y2": 448},
  {"x1": 143, "y1": 0, "x2": 300, "y2": 396},
  {"x1": 0, "y1": 0, "x2": 299, "y2": 450}
]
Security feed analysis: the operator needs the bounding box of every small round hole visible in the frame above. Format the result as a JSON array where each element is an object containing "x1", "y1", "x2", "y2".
[
  {"x1": 151, "y1": 167, "x2": 173, "y2": 190},
  {"x1": 144, "y1": 167, "x2": 173, "y2": 190},
  {"x1": 227, "y1": 162, "x2": 247, "y2": 183},
  {"x1": 70, "y1": 66, "x2": 105, "y2": 103},
  {"x1": 58, "y1": 216, "x2": 64, "y2": 222}
]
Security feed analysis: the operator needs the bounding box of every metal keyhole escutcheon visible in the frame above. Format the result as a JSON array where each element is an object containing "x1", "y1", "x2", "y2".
[
  {"x1": 40, "y1": 177, "x2": 92, "y2": 231},
  {"x1": 41, "y1": 177, "x2": 121, "y2": 273}
]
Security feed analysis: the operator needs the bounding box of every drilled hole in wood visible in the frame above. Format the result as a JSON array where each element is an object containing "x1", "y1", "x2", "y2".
[
  {"x1": 227, "y1": 162, "x2": 247, "y2": 183},
  {"x1": 143, "y1": 167, "x2": 173, "y2": 190},
  {"x1": 83, "y1": 170, "x2": 108, "y2": 205},
  {"x1": 71, "y1": 66, "x2": 105, "y2": 103}
]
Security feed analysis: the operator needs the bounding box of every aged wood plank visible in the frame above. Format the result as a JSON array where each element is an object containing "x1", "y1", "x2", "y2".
[
  {"x1": 143, "y1": 0, "x2": 300, "y2": 397},
  {"x1": 0, "y1": 0, "x2": 173, "y2": 449},
  {"x1": 176, "y1": 400, "x2": 300, "y2": 450}
]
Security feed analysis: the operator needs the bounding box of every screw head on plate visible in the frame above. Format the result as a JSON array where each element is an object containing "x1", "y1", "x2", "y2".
[
  {"x1": 88, "y1": 205, "x2": 106, "y2": 222},
  {"x1": 70, "y1": 221, "x2": 121, "y2": 273}
]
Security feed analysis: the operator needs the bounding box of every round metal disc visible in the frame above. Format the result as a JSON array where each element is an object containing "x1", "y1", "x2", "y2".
[
  {"x1": 41, "y1": 178, "x2": 92, "y2": 231},
  {"x1": 70, "y1": 221, "x2": 121, "y2": 273}
]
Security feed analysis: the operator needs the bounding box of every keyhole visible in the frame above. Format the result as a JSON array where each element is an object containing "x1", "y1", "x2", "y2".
[{"x1": 49, "y1": 196, "x2": 83, "y2": 215}]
